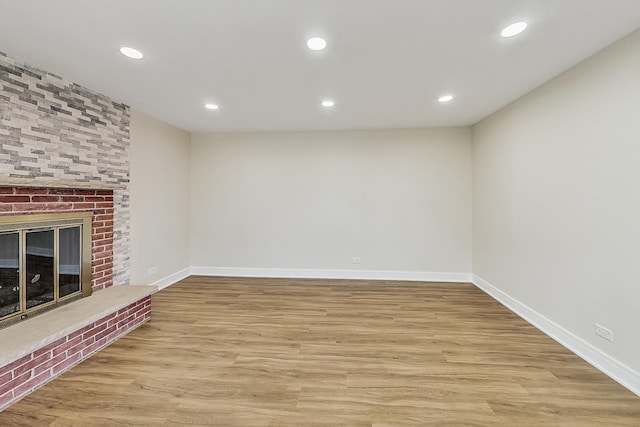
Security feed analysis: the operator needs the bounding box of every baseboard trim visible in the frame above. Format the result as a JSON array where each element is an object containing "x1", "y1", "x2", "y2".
[
  {"x1": 190, "y1": 266, "x2": 471, "y2": 283},
  {"x1": 472, "y1": 274, "x2": 640, "y2": 397},
  {"x1": 150, "y1": 268, "x2": 192, "y2": 291}
]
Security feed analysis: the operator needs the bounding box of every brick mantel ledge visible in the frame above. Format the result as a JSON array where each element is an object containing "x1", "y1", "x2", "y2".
[{"x1": 0, "y1": 178, "x2": 126, "y2": 190}]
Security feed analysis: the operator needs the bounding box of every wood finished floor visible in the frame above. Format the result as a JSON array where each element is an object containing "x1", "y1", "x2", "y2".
[{"x1": 1, "y1": 276, "x2": 639, "y2": 426}]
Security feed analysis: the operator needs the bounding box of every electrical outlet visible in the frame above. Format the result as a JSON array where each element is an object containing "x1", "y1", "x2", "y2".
[
  {"x1": 352, "y1": 256, "x2": 361, "y2": 264},
  {"x1": 594, "y1": 323, "x2": 613, "y2": 342},
  {"x1": 148, "y1": 266, "x2": 158, "y2": 276}
]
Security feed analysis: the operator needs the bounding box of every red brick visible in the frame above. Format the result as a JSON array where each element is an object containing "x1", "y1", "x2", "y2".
[
  {"x1": 44, "y1": 203, "x2": 74, "y2": 211},
  {"x1": 73, "y1": 189, "x2": 97, "y2": 196},
  {"x1": 68, "y1": 333, "x2": 98, "y2": 357},
  {"x1": 33, "y1": 337, "x2": 67, "y2": 358},
  {"x1": 82, "y1": 323, "x2": 107, "y2": 341},
  {"x1": 0, "y1": 390, "x2": 13, "y2": 408},
  {"x1": 107, "y1": 313, "x2": 127, "y2": 327},
  {"x1": 0, "y1": 187, "x2": 15, "y2": 194},
  {"x1": 52, "y1": 352, "x2": 81, "y2": 376},
  {"x1": 0, "y1": 371, "x2": 30, "y2": 395},
  {"x1": 83, "y1": 196, "x2": 106, "y2": 202},
  {"x1": 95, "y1": 190, "x2": 113, "y2": 196},
  {"x1": 117, "y1": 316, "x2": 135, "y2": 329},
  {"x1": 134, "y1": 306, "x2": 151, "y2": 318},
  {"x1": 105, "y1": 330, "x2": 121, "y2": 343},
  {"x1": 0, "y1": 195, "x2": 30, "y2": 203},
  {"x1": 34, "y1": 353, "x2": 66, "y2": 376},
  {"x1": 60, "y1": 195, "x2": 85, "y2": 202},
  {"x1": 95, "y1": 313, "x2": 115, "y2": 328},
  {"x1": 92, "y1": 238, "x2": 112, "y2": 246},
  {"x1": 12, "y1": 203, "x2": 46, "y2": 212},
  {"x1": 81, "y1": 336, "x2": 109, "y2": 358},
  {"x1": 96, "y1": 208, "x2": 114, "y2": 216},
  {"x1": 46, "y1": 188, "x2": 74, "y2": 195},
  {"x1": 13, "y1": 352, "x2": 50, "y2": 378},
  {"x1": 52, "y1": 336, "x2": 82, "y2": 357},
  {"x1": 72, "y1": 202, "x2": 95, "y2": 209},
  {"x1": 0, "y1": 205, "x2": 13, "y2": 212},
  {"x1": 94, "y1": 275, "x2": 112, "y2": 286},
  {"x1": 80, "y1": 330, "x2": 98, "y2": 343},
  {"x1": 15, "y1": 187, "x2": 47, "y2": 194},
  {"x1": 93, "y1": 251, "x2": 112, "y2": 261},
  {"x1": 136, "y1": 308, "x2": 151, "y2": 319},
  {"x1": 93, "y1": 263, "x2": 111, "y2": 273},
  {"x1": 31, "y1": 195, "x2": 60, "y2": 202},
  {"x1": 91, "y1": 247, "x2": 110, "y2": 255},
  {"x1": 68, "y1": 323, "x2": 95, "y2": 340},
  {"x1": 13, "y1": 370, "x2": 51, "y2": 398},
  {"x1": 128, "y1": 301, "x2": 148, "y2": 314},
  {"x1": 95, "y1": 325, "x2": 117, "y2": 342},
  {"x1": 0, "y1": 354, "x2": 32, "y2": 377},
  {"x1": 0, "y1": 371, "x2": 12, "y2": 386}
]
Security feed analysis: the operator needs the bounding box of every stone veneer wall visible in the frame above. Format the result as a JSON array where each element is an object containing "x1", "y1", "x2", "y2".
[{"x1": 0, "y1": 51, "x2": 130, "y2": 286}]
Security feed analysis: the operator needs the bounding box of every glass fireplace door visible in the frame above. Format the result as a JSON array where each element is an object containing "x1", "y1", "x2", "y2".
[
  {"x1": 59, "y1": 226, "x2": 81, "y2": 298},
  {"x1": 25, "y1": 229, "x2": 55, "y2": 309},
  {"x1": 0, "y1": 212, "x2": 92, "y2": 327},
  {"x1": 0, "y1": 232, "x2": 20, "y2": 317}
]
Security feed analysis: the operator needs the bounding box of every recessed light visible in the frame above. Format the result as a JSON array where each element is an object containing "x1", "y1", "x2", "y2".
[
  {"x1": 501, "y1": 21, "x2": 528, "y2": 38},
  {"x1": 321, "y1": 100, "x2": 335, "y2": 107},
  {"x1": 438, "y1": 95, "x2": 453, "y2": 103},
  {"x1": 307, "y1": 37, "x2": 327, "y2": 51},
  {"x1": 119, "y1": 46, "x2": 143, "y2": 59},
  {"x1": 204, "y1": 103, "x2": 219, "y2": 110}
]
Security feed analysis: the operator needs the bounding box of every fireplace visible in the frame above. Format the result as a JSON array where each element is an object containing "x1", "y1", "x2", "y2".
[
  {"x1": 0, "y1": 187, "x2": 156, "y2": 412},
  {"x1": 0, "y1": 186, "x2": 116, "y2": 327},
  {"x1": 0, "y1": 212, "x2": 92, "y2": 327}
]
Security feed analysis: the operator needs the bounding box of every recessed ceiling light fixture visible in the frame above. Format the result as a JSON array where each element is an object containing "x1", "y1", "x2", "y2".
[
  {"x1": 501, "y1": 21, "x2": 528, "y2": 38},
  {"x1": 119, "y1": 46, "x2": 144, "y2": 59},
  {"x1": 307, "y1": 37, "x2": 327, "y2": 51},
  {"x1": 438, "y1": 95, "x2": 454, "y2": 103},
  {"x1": 321, "y1": 100, "x2": 335, "y2": 107},
  {"x1": 204, "y1": 103, "x2": 219, "y2": 110}
]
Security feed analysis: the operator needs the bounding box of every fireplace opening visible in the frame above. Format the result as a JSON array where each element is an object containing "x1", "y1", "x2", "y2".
[{"x1": 0, "y1": 212, "x2": 92, "y2": 328}]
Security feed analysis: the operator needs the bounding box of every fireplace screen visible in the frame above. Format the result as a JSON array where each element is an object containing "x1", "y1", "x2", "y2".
[{"x1": 0, "y1": 212, "x2": 92, "y2": 327}]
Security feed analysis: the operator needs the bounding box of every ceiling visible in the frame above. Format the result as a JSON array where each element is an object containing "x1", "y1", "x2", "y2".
[{"x1": 0, "y1": 0, "x2": 639, "y2": 133}]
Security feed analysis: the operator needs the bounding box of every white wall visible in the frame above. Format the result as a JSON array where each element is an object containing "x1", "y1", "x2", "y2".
[
  {"x1": 190, "y1": 128, "x2": 472, "y2": 278},
  {"x1": 129, "y1": 110, "x2": 191, "y2": 286},
  {"x1": 472, "y1": 29, "x2": 640, "y2": 377}
]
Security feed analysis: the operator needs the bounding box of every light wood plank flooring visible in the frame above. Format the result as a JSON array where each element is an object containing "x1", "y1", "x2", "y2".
[{"x1": 1, "y1": 276, "x2": 639, "y2": 426}]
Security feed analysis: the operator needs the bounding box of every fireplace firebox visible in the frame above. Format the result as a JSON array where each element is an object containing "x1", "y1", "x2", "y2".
[{"x1": 0, "y1": 212, "x2": 92, "y2": 328}]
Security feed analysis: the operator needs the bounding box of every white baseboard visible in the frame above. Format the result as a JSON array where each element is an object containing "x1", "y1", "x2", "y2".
[
  {"x1": 472, "y1": 274, "x2": 640, "y2": 397},
  {"x1": 190, "y1": 266, "x2": 471, "y2": 283},
  {"x1": 149, "y1": 267, "x2": 192, "y2": 291}
]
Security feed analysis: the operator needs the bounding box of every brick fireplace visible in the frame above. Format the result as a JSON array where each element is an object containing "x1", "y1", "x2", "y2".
[
  {"x1": 0, "y1": 186, "x2": 116, "y2": 292},
  {"x1": 0, "y1": 185, "x2": 155, "y2": 410},
  {"x1": 0, "y1": 49, "x2": 154, "y2": 411}
]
